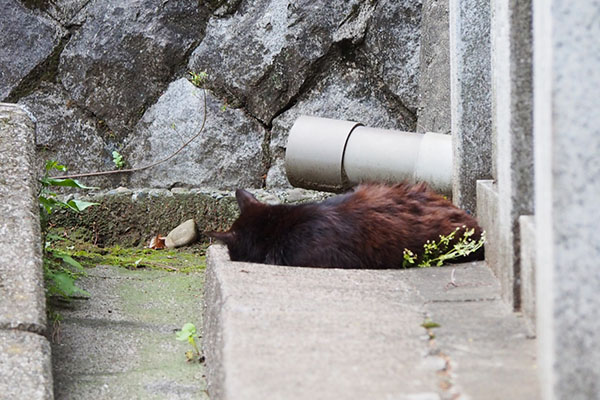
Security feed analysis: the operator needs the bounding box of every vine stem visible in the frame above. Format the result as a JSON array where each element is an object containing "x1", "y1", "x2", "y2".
[{"x1": 50, "y1": 87, "x2": 208, "y2": 180}]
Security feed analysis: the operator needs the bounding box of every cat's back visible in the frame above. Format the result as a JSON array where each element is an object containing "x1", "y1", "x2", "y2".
[{"x1": 330, "y1": 182, "x2": 482, "y2": 252}]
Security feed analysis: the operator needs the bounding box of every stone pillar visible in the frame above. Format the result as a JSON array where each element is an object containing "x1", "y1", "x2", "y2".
[
  {"x1": 449, "y1": 0, "x2": 493, "y2": 214},
  {"x1": 489, "y1": 0, "x2": 534, "y2": 308},
  {"x1": 533, "y1": 1, "x2": 600, "y2": 399}
]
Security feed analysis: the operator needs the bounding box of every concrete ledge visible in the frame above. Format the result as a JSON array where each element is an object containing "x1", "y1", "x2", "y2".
[
  {"x1": 0, "y1": 330, "x2": 53, "y2": 400},
  {"x1": 204, "y1": 245, "x2": 436, "y2": 400},
  {"x1": 0, "y1": 103, "x2": 47, "y2": 334},
  {"x1": 0, "y1": 103, "x2": 53, "y2": 399},
  {"x1": 204, "y1": 244, "x2": 539, "y2": 400}
]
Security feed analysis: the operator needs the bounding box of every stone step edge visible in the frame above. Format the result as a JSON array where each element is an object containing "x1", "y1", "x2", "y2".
[{"x1": 0, "y1": 103, "x2": 54, "y2": 399}]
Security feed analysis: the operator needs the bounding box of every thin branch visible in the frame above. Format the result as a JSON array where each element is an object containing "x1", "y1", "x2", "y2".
[{"x1": 51, "y1": 87, "x2": 208, "y2": 180}]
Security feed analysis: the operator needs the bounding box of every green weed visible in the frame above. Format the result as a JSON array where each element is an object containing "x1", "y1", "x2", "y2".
[
  {"x1": 176, "y1": 322, "x2": 202, "y2": 362},
  {"x1": 39, "y1": 161, "x2": 98, "y2": 300},
  {"x1": 402, "y1": 227, "x2": 485, "y2": 268}
]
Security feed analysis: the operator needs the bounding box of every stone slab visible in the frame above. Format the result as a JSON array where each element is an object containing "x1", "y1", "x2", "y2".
[
  {"x1": 0, "y1": 330, "x2": 53, "y2": 400},
  {"x1": 519, "y1": 215, "x2": 536, "y2": 336},
  {"x1": 204, "y1": 244, "x2": 539, "y2": 400},
  {"x1": 51, "y1": 265, "x2": 208, "y2": 400},
  {"x1": 0, "y1": 103, "x2": 46, "y2": 333},
  {"x1": 476, "y1": 179, "x2": 515, "y2": 303}
]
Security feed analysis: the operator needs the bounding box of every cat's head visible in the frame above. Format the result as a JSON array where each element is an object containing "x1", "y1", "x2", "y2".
[{"x1": 207, "y1": 189, "x2": 270, "y2": 263}]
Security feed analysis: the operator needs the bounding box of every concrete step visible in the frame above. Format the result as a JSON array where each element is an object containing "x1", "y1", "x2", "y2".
[
  {"x1": 204, "y1": 245, "x2": 539, "y2": 400},
  {"x1": 51, "y1": 265, "x2": 208, "y2": 399}
]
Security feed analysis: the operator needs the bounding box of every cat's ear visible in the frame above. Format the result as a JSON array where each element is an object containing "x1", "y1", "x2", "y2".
[
  {"x1": 207, "y1": 230, "x2": 235, "y2": 244},
  {"x1": 235, "y1": 189, "x2": 260, "y2": 213}
]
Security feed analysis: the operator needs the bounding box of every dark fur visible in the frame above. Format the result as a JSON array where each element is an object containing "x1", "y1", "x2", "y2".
[{"x1": 209, "y1": 182, "x2": 483, "y2": 269}]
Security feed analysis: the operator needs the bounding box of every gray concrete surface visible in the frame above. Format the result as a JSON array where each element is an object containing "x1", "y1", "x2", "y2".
[
  {"x1": 0, "y1": 103, "x2": 53, "y2": 399},
  {"x1": 449, "y1": 0, "x2": 493, "y2": 214},
  {"x1": 204, "y1": 244, "x2": 539, "y2": 400},
  {"x1": 51, "y1": 265, "x2": 208, "y2": 400},
  {"x1": 533, "y1": 2, "x2": 600, "y2": 398}
]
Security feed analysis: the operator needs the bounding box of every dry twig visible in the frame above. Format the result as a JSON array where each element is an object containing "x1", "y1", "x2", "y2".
[{"x1": 50, "y1": 88, "x2": 208, "y2": 180}]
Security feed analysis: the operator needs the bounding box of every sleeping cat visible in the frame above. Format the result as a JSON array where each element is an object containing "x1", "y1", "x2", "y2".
[{"x1": 208, "y1": 182, "x2": 483, "y2": 269}]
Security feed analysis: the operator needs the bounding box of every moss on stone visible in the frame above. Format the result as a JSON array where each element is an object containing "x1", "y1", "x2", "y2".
[{"x1": 49, "y1": 191, "x2": 239, "y2": 247}]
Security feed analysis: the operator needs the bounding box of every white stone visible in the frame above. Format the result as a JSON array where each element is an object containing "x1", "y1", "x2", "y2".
[{"x1": 165, "y1": 219, "x2": 198, "y2": 249}]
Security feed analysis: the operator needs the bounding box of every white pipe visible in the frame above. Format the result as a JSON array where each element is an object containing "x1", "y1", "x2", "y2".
[{"x1": 285, "y1": 115, "x2": 453, "y2": 194}]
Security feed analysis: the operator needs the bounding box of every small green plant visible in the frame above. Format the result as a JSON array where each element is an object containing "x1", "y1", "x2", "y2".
[
  {"x1": 421, "y1": 317, "x2": 441, "y2": 339},
  {"x1": 176, "y1": 322, "x2": 202, "y2": 362},
  {"x1": 40, "y1": 161, "x2": 98, "y2": 299},
  {"x1": 402, "y1": 227, "x2": 485, "y2": 268},
  {"x1": 112, "y1": 150, "x2": 125, "y2": 169},
  {"x1": 421, "y1": 318, "x2": 441, "y2": 329},
  {"x1": 188, "y1": 70, "x2": 208, "y2": 88}
]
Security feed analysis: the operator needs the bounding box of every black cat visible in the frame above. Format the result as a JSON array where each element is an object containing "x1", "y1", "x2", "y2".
[{"x1": 209, "y1": 182, "x2": 483, "y2": 269}]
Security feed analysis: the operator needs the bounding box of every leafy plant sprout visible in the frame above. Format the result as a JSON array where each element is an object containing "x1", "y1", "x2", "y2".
[
  {"x1": 176, "y1": 322, "x2": 202, "y2": 362},
  {"x1": 188, "y1": 70, "x2": 208, "y2": 88},
  {"x1": 40, "y1": 161, "x2": 98, "y2": 300},
  {"x1": 402, "y1": 226, "x2": 485, "y2": 268},
  {"x1": 112, "y1": 150, "x2": 125, "y2": 169}
]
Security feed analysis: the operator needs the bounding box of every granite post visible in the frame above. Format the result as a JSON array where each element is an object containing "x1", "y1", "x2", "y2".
[
  {"x1": 449, "y1": 0, "x2": 493, "y2": 215},
  {"x1": 489, "y1": 0, "x2": 534, "y2": 308},
  {"x1": 533, "y1": 1, "x2": 600, "y2": 398}
]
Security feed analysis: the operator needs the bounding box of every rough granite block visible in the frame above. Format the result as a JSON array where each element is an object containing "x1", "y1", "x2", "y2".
[
  {"x1": 533, "y1": 1, "x2": 600, "y2": 398},
  {"x1": 0, "y1": 103, "x2": 46, "y2": 333},
  {"x1": 0, "y1": 330, "x2": 53, "y2": 400},
  {"x1": 416, "y1": 0, "x2": 451, "y2": 134},
  {"x1": 449, "y1": 0, "x2": 493, "y2": 214}
]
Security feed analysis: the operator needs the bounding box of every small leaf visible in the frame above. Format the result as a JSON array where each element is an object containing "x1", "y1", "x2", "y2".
[
  {"x1": 41, "y1": 177, "x2": 98, "y2": 189},
  {"x1": 45, "y1": 160, "x2": 67, "y2": 172},
  {"x1": 47, "y1": 271, "x2": 89, "y2": 298},
  {"x1": 67, "y1": 199, "x2": 99, "y2": 211},
  {"x1": 39, "y1": 196, "x2": 58, "y2": 214},
  {"x1": 176, "y1": 323, "x2": 197, "y2": 341},
  {"x1": 57, "y1": 253, "x2": 85, "y2": 273}
]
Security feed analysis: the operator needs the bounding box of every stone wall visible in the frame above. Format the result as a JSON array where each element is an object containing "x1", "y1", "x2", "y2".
[{"x1": 1, "y1": 0, "x2": 424, "y2": 190}]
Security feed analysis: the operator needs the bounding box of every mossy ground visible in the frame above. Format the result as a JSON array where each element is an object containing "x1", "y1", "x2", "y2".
[{"x1": 47, "y1": 226, "x2": 208, "y2": 273}]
